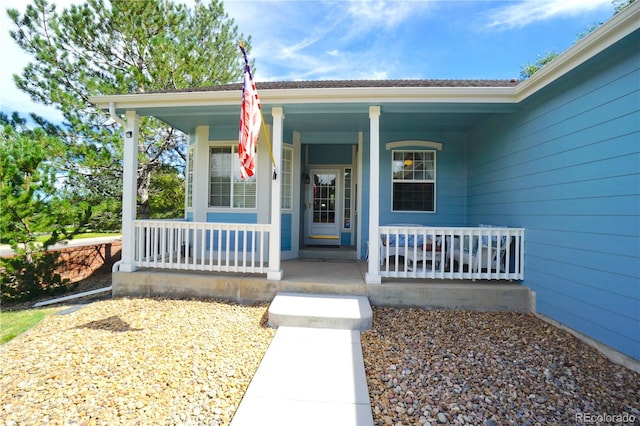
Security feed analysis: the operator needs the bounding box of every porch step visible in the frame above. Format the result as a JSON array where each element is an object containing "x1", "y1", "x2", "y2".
[
  {"x1": 268, "y1": 292, "x2": 372, "y2": 331},
  {"x1": 299, "y1": 246, "x2": 357, "y2": 260}
]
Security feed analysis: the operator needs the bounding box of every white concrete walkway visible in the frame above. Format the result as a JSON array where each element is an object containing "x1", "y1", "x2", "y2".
[{"x1": 231, "y1": 293, "x2": 374, "y2": 426}]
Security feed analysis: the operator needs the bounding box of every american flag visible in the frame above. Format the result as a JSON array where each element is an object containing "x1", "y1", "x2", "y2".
[{"x1": 238, "y1": 45, "x2": 261, "y2": 179}]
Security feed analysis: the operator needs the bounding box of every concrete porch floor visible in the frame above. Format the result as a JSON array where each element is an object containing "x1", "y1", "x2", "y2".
[{"x1": 113, "y1": 258, "x2": 534, "y2": 312}]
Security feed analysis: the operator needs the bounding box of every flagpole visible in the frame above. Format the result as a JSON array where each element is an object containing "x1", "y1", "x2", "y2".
[{"x1": 239, "y1": 41, "x2": 276, "y2": 171}]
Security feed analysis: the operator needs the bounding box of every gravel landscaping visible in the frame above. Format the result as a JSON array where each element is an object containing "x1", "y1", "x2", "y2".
[
  {"x1": 2, "y1": 281, "x2": 639, "y2": 425},
  {"x1": 361, "y1": 307, "x2": 640, "y2": 426},
  {"x1": 1, "y1": 297, "x2": 274, "y2": 425}
]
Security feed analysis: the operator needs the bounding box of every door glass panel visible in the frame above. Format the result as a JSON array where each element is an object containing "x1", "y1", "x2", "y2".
[
  {"x1": 343, "y1": 168, "x2": 351, "y2": 228},
  {"x1": 313, "y1": 173, "x2": 336, "y2": 224}
]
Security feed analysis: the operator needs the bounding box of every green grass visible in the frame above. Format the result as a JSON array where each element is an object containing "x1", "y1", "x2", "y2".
[
  {"x1": 2, "y1": 232, "x2": 121, "y2": 245},
  {"x1": 0, "y1": 307, "x2": 61, "y2": 344},
  {"x1": 34, "y1": 232, "x2": 121, "y2": 243},
  {"x1": 70, "y1": 232, "x2": 121, "y2": 240}
]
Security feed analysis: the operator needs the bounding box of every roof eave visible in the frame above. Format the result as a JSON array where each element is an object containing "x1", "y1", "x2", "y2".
[
  {"x1": 515, "y1": 1, "x2": 639, "y2": 102},
  {"x1": 90, "y1": 86, "x2": 518, "y2": 113}
]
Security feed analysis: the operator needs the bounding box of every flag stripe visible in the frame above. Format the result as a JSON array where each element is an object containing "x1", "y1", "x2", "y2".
[{"x1": 238, "y1": 47, "x2": 261, "y2": 179}]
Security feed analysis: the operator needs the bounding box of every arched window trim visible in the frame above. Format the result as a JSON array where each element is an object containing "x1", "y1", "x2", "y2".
[{"x1": 385, "y1": 140, "x2": 443, "y2": 151}]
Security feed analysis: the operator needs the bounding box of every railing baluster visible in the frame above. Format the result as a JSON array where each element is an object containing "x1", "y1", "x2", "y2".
[
  {"x1": 130, "y1": 221, "x2": 523, "y2": 280},
  {"x1": 377, "y1": 225, "x2": 525, "y2": 281}
]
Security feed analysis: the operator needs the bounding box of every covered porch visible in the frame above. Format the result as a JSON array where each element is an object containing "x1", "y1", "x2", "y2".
[
  {"x1": 96, "y1": 81, "x2": 528, "y2": 299},
  {"x1": 121, "y1": 220, "x2": 525, "y2": 281}
]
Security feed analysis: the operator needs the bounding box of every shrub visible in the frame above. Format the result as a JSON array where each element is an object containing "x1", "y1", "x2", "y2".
[{"x1": 0, "y1": 251, "x2": 74, "y2": 303}]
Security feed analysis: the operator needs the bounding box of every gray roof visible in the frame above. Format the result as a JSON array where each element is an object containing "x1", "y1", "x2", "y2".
[{"x1": 158, "y1": 79, "x2": 520, "y2": 94}]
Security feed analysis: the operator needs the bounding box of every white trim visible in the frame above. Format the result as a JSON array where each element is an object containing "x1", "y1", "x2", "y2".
[
  {"x1": 193, "y1": 126, "x2": 209, "y2": 222},
  {"x1": 257, "y1": 127, "x2": 271, "y2": 223},
  {"x1": 386, "y1": 140, "x2": 442, "y2": 151},
  {"x1": 390, "y1": 149, "x2": 437, "y2": 214},
  {"x1": 281, "y1": 145, "x2": 294, "y2": 211},
  {"x1": 268, "y1": 107, "x2": 284, "y2": 280},
  {"x1": 92, "y1": 87, "x2": 516, "y2": 110},
  {"x1": 185, "y1": 146, "x2": 194, "y2": 211},
  {"x1": 120, "y1": 111, "x2": 139, "y2": 273},
  {"x1": 366, "y1": 106, "x2": 382, "y2": 284},
  {"x1": 357, "y1": 132, "x2": 363, "y2": 260},
  {"x1": 34, "y1": 286, "x2": 112, "y2": 307},
  {"x1": 290, "y1": 132, "x2": 302, "y2": 259}
]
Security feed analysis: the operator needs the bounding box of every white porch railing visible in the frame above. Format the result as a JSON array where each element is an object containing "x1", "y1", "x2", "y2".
[
  {"x1": 379, "y1": 225, "x2": 525, "y2": 280},
  {"x1": 133, "y1": 220, "x2": 271, "y2": 274}
]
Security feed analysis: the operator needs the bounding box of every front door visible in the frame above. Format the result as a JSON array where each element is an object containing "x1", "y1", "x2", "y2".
[{"x1": 304, "y1": 169, "x2": 341, "y2": 246}]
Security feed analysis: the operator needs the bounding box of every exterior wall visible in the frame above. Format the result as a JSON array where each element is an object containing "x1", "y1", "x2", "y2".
[
  {"x1": 378, "y1": 132, "x2": 468, "y2": 226},
  {"x1": 282, "y1": 213, "x2": 292, "y2": 251},
  {"x1": 358, "y1": 130, "x2": 470, "y2": 258},
  {"x1": 206, "y1": 212, "x2": 258, "y2": 222},
  {"x1": 306, "y1": 144, "x2": 354, "y2": 165},
  {"x1": 466, "y1": 31, "x2": 640, "y2": 360}
]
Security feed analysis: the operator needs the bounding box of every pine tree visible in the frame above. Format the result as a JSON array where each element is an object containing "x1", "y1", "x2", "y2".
[
  {"x1": 0, "y1": 113, "x2": 90, "y2": 302},
  {"x1": 7, "y1": 0, "x2": 251, "y2": 218}
]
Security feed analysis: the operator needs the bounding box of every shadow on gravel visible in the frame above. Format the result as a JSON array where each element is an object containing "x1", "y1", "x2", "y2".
[{"x1": 75, "y1": 315, "x2": 142, "y2": 333}]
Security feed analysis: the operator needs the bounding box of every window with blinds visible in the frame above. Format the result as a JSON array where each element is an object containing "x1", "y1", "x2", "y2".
[
  {"x1": 209, "y1": 146, "x2": 256, "y2": 208},
  {"x1": 281, "y1": 147, "x2": 293, "y2": 210}
]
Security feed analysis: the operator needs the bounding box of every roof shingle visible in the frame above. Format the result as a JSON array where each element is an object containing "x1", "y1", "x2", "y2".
[{"x1": 156, "y1": 79, "x2": 520, "y2": 94}]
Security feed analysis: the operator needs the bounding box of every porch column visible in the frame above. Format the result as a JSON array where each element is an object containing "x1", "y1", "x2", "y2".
[
  {"x1": 192, "y1": 126, "x2": 210, "y2": 223},
  {"x1": 366, "y1": 106, "x2": 382, "y2": 284},
  {"x1": 268, "y1": 107, "x2": 284, "y2": 280},
  {"x1": 357, "y1": 131, "x2": 363, "y2": 260},
  {"x1": 119, "y1": 110, "x2": 139, "y2": 272}
]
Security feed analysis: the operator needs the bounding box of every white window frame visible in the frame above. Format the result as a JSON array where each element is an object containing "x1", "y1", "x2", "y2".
[
  {"x1": 186, "y1": 146, "x2": 194, "y2": 209},
  {"x1": 343, "y1": 167, "x2": 353, "y2": 230},
  {"x1": 391, "y1": 150, "x2": 436, "y2": 213},
  {"x1": 281, "y1": 146, "x2": 293, "y2": 210}
]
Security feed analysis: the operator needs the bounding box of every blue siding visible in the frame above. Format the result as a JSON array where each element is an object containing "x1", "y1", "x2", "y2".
[
  {"x1": 341, "y1": 232, "x2": 351, "y2": 246},
  {"x1": 467, "y1": 32, "x2": 640, "y2": 360},
  {"x1": 281, "y1": 213, "x2": 292, "y2": 251},
  {"x1": 206, "y1": 212, "x2": 257, "y2": 223},
  {"x1": 378, "y1": 132, "x2": 468, "y2": 226},
  {"x1": 209, "y1": 125, "x2": 237, "y2": 140},
  {"x1": 307, "y1": 144, "x2": 353, "y2": 165}
]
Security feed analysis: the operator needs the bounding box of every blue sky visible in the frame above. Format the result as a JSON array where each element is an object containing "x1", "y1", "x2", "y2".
[{"x1": 0, "y1": 0, "x2": 618, "y2": 122}]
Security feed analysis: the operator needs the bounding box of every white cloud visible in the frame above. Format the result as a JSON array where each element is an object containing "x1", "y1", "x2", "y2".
[
  {"x1": 484, "y1": 0, "x2": 612, "y2": 30},
  {"x1": 222, "y1": 1, "x2": 436, "y2": 81},
  {"x1": 346, "y1": 0, "x2": 434, "y2": 29}
]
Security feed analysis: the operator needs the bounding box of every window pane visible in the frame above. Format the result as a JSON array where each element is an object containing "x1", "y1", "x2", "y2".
[
  {"x1": 210, "y1": 147, "x2": 232, "y2": 207},
  {"x1": 232, "y1": 154, "x2": 255, "y2": 208},
  {"x1": 391, "y1": 150, "x2": 436, "y2": 211},
  {"x1": 209, "y1": 145, "x2": 257, "y2": 208},
  {"x1": 344, "y1": 168, "x2": 351, "y2": 228},
  {"x1": 186, "y1": 148, "x2": 194, "y2": 208},
  {"x1": 393, "y1": 182, "x2": 434, "y2": 211},
  {"x1": 233, "y1": 175, "x2": 256, "y2": 208},
  {"x1": 281, "y1": 147, "x2": 292, "y2": 209}
]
